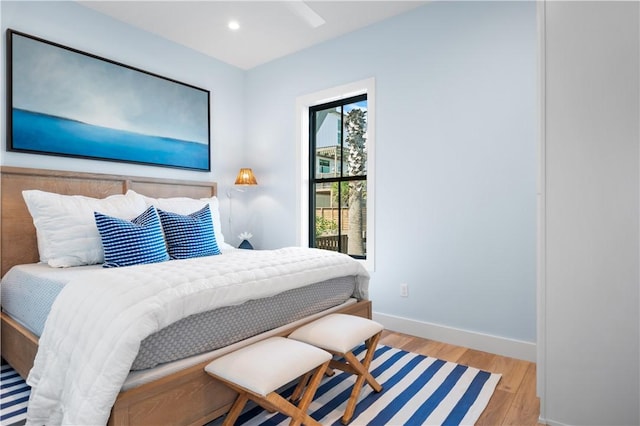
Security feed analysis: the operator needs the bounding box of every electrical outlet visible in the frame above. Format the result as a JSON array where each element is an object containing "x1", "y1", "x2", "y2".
[{"x1": 400, "y1": 283, "x2": 409, "y2": 297}]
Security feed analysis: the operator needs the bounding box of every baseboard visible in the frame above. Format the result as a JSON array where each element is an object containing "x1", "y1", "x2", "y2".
[
  {"x1": 373, "y1": 312, "x2": 536, "y2": 362},
  {"x1": 538, "y1": 417, "x2": 570, "y2": 426}
]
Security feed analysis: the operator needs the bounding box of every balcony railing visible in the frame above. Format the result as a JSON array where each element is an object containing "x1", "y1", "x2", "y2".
[{"x1": 315, "y1": 235, "x2": 348, "y2": 251}]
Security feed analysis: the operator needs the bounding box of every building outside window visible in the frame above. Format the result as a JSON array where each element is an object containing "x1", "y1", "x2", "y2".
[
  {"x1": 309, "y1": 94, "x2": 367, "y2": 258},
  {"x1": 318, "y1": 159, "x2": 331, "y2": 174}
]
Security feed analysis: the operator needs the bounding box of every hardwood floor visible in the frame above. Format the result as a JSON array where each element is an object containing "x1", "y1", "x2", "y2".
[{"x1": 378, "y1": 330, "x2": 544, "y2": 426}]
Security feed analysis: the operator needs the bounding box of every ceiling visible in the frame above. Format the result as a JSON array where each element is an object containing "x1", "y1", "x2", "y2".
[{"x1": 79, "y1": 1, "x2": 427, "y2": 70}]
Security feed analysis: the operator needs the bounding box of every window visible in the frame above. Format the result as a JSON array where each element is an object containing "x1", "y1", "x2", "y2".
[
  {"x1": 309, "y1": 94, "x2": 367, "y2": 259},
  {"x1": 296, "y1": 77, "x2": 374, "y2": 270}
]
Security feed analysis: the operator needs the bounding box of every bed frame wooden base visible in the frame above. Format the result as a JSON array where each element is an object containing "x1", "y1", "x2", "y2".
[{"x1": 0, "y1": 166, "x2": 373, "y2": 426}]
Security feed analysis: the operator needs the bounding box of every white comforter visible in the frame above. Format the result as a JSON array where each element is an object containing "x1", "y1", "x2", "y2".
[{"x1": 26, "y1": 247, "x2": 369, "y2": 425}]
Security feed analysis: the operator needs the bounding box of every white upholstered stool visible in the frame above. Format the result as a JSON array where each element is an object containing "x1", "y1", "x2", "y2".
[
  {"x1": 288, "y1": 314, "x2": 384, "y2": 424},
  {"x1": 205, "y1": 336, "x2": 331, "y2": 426}
]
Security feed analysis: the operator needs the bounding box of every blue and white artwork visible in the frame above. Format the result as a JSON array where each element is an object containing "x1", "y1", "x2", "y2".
[{"x1": 9, "y1": 30, "x2": 210, "y2": 171}]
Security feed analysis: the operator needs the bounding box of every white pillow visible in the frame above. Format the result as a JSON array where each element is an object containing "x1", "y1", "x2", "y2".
[
  {"x1": 22, "y1": 190, "x2": 147, "y2": 267},
  {"x1": 126, "y1": 190, "x2": 230, "y2": 250}
]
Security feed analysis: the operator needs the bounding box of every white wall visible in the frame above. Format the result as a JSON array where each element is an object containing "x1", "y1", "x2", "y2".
[
  {"x1": 0, "y1": 1, "x2": 246, "y2": 242},
  {"x1": 540, "y1": 1, "x2": 640, "y2": 424},
  {"x1": 245, "y1": 1, "x2": 538, "y2": 355}
]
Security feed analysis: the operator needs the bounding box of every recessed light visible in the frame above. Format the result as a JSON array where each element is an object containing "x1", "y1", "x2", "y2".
[{"x1": 228, "y1": 20, "x2": 240, "y2": 31}]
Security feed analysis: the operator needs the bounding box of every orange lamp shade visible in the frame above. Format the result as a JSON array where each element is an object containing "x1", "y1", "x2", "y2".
[{"x1": 234, "y1": 168, "x2": 258, "y2": 185}]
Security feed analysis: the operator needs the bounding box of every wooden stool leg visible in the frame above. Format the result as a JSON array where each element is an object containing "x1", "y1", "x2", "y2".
[
  {"x1": 222, "y1": 392, "x2": 249, "y2": 426},
  {"x1": 264, "y1": 392, "x2": 322, "y2": 426},
  {"x1": 290, "y1": 371, "x2": 312, "y2": 403},
  {"x1": 341, "y1": 368, "x2": 367, "y2": 425},
  {"x1": 361, "y1": 332, "x2": 383, "y2": 391},
  {"x1": 341, "y1": 333, "x2": 383, "y2": 425},
  {"x1": 297, "y1": 361, "x2": 329, "y2": 412},
  {"x1": 290, "y1": 361, "x2": 329, "y2": 426}
]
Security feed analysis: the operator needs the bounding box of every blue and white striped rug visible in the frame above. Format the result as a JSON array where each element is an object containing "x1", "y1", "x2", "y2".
[
  {"x1": 235, "y1": 344, "x2": 501, "y2": 426},
  {"x1": 1, "y1": 345, "x2": 500, "y2": 426},
  {"x1": 1, "y1": 360, "x2": 29, "y2": 426}
]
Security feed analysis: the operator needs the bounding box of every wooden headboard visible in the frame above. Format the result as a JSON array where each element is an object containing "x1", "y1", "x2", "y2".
[{"x1": 0, "y1": 166, "x2": 217, "y2": 276}]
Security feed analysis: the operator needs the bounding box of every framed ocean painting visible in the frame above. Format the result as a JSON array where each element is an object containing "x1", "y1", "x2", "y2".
[{"x1": 7, "y1": 30, "x2": 211, "y2": 171}]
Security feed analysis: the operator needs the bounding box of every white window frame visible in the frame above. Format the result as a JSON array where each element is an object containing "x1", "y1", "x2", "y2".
[{"x1": 295, "y1": 78, "x2": 376, "y2": 271}]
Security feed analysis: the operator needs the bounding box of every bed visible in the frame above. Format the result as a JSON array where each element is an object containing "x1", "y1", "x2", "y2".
[{"x1": 0, "y1": 166, "x2": 372, "y2": 426}]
